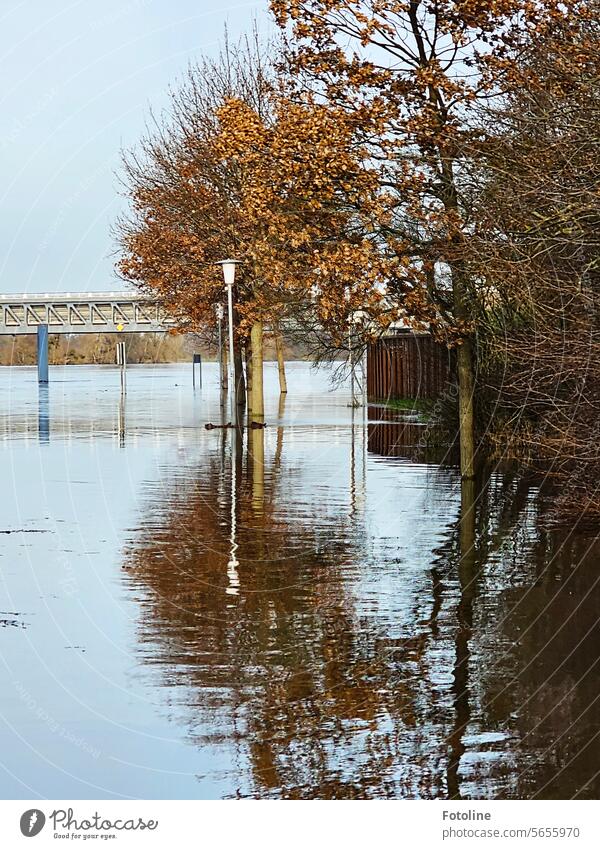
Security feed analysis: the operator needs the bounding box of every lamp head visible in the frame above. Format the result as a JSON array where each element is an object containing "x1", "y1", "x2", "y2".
[{"x1": 216, "y1": 259, "x2": 241, "y2": 288}]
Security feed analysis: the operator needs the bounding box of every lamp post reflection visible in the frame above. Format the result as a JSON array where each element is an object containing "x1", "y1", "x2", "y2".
[
  {"x1": 226, "y1": 428, "x2": 240, "y2": 597},
  {"x1": 349, "y1": 402, "x2": 367, "y2": 518}
]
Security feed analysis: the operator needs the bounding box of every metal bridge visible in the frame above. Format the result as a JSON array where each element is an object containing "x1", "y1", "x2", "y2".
[{"x1": 0, "y1": 291, "x2": 176, "y2": 336}]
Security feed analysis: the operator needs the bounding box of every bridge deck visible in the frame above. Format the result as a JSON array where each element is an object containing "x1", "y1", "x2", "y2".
[{"x1": 0, "y1": 292, "x2": 177, "y2": 335}]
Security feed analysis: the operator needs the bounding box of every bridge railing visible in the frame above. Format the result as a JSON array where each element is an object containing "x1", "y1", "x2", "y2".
[{"x1": 0, "y1": 292, "x2": 178, "y2": 335}]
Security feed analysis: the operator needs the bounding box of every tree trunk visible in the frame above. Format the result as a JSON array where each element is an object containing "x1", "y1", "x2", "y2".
[
  {"x1": 274, "y1": 324, "x2": 287, "y2": 394},
  {"x1": 245, "y1": 337, "x2": 252, "y2": 424},
  {"x1": 250, "y1": 319, "x2": 264, "y2": 421},
  {"x1": 233, "y1": 339, "x2": 246, "y2": 411},
  {"x1": 439, "y1": 151, "x2": 476, "y2": 479},
  {"x1": 456, "y1": 336, "x2": 476, "y2": 479},
  {"x1": 220, "y1": 323, "x2": 228, "y2": 399},
  {"x1": 220, "y1": 341, "x2": 228, "y2": 409},
  {"x1": 449, "y1": 249, "x2": 476, "y2": 479}
]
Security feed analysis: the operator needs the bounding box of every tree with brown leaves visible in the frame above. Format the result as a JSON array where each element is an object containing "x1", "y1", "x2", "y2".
[
  {"x1": 470, "y1": 7, "x2": 600, "y2": 521},
  {"x1": 270, "y1": 0, "x2": 588, "y2": 477},
  {"x1": 117, "y1": 32, "x2": 393, "y2": 414}
]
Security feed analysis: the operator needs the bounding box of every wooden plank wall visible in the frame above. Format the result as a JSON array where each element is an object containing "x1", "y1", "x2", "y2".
[{"x1": 367, "y1": 334, "x2": 453, "y2": 401}]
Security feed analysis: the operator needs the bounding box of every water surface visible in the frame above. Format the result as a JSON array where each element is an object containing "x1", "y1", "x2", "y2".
[{"x1": 0, "y1": 363, "x2": 598, "y2": 799}]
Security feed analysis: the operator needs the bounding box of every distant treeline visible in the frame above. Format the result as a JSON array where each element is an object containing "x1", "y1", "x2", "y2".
[{"x1": 0, "y1": 332, "x2": 313, "y2": 366}]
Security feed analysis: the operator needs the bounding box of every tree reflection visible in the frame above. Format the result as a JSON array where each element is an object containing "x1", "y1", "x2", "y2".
[
  {"x1": 124, "y1": 423, "x2": 457, "y2": 798},
  {"x1": 447, "y1": 476, "x2": 479, "y2": 799},
  {"x1": 475, "y1": 509, "x2": 600, "y2": 800},
  {"x1": 124, "y1": 421, "x2": 600, "y2": 799}
]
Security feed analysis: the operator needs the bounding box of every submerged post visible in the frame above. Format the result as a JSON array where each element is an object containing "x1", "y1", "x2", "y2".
[
  {"x1": 116, "y1": 341, "x2": 126, "y2": 394},
  {"x1": 192, "y1": 353, "x2": 202, "y2": 389},
  {"x1": 250, "y1": 320, "x2": 264, "y2": 422},
  {"x1": 274, "y1": 323, "x2": 287, "y2": 395},
  {"x1": 37, "y1": 324, "x2": 49, "y2": 384}
]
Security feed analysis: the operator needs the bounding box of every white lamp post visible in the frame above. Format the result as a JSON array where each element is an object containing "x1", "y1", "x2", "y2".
[
  {"x1": 215, "y1": 302, "x2": 225, "y2": 407},
  {"x1": 344, "y1": 288, "x2": 358, "y2": 407},
  {"x1": 216, "y1": 259, "x2": 241, "y2": 417},
  {"x1": 352, "y1": 310, "x2": 368, "y2": 409}
]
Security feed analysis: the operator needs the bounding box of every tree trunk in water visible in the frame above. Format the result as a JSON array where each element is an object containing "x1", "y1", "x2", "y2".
[
  {"x1": 245, "y1": 338, "x2": 252, "y2": 426},
  {"x1": 250, "y1": 320, "x2": 264, "y2": 422},
  {"x1": 439, "y1": 153, "x2": 476, "y2": 480},
  {"x1": 456, "y1": 337, "x2": 476, "y2": 479},
  {"x1": 221, "y1": 342, "x2": 228, "y2": 407},
  {"x1": 274, "y1": 325, "x2": 287, "y2": 394},
  {"x1": 452, "y1": 261, "x2": 476, "y2": 479},
  {"x1": 233, "y1": 340, "x2": 246, "y2": 412}
]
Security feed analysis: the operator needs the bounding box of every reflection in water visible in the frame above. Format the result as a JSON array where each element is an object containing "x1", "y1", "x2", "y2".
[
  {"x1": 118, "y1": 385, "x2": 126, "y2": 449},
  {"x1": 447, "y1": 477, "x2": 478, "y2": 799},
  {"x1": 126, "y1": 438, "x2": 431, "y2": 797},
  {"x1": 12, "y1": 364, "x2": 599, "y2": 799},
  {"x1": 368, "y1": 415, "x2": 427, "y2": 460},
  {"x1": 38, "y1": 384, "x2": 50, "y2": 444},
  {"x1": 227, "y1": 427, "x2": 241, "y2": 597},
  {"x1": 250, "y1": 427, "x2": 265, "y2": 517},
  {"x1": 1, "y1": 364, "x2": 598, "y2": 798},
  {"x1": 123, "y1": 398, "x2": 600, "y2": 799},
  {"x1": 349, "y1": 405, "x2": 367, "y2": 518},
  {"x1": 275, "y1": 394, "x2": 285, "y2": 469}
]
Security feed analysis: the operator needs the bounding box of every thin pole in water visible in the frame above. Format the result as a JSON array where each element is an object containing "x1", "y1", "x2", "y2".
[
  {"x1": 37, "y1": 324, "x2": 49, "y2": 384},
  {"x1": 216, "y1": 304, "x2": 225, "y2": 409},
  {"x1": 226, "y1": 282, "x2": 236, "y2": 419},
  {"x1": 116, "y1": 341, "x2": 126, "y2": 394},
  {"x1": 217, "y1": 304, "x2": 225, "y2": 408}
]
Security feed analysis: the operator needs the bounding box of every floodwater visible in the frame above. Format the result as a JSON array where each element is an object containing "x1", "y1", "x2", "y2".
[{"x1": 0, "y1": 362, "x2": 598, "y2": 800}]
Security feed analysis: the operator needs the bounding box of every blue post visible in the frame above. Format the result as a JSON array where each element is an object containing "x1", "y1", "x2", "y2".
[{"x1": 37, "y1": 324, "x2": 49, "y2": 384}]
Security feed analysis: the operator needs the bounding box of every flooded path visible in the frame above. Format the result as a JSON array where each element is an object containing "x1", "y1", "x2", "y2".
[{"x1": 0, "y1": 363, "x2": 598, "y2": 799}]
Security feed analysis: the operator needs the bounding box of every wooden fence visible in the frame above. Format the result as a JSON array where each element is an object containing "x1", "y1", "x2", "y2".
[{"x1": 367, "y1": 333, "x2": 453, "y2": 401}]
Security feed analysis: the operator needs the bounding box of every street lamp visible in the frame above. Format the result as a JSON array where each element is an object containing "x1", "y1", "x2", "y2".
[
  {"x1": 215, "y1": 302, "x2": 225, "y2": 407},
  {"x1": 216, "y1": 259, "x2": 241, "y2": 416}
]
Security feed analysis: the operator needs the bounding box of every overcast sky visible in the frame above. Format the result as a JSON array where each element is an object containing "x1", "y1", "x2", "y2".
[{"x1": 0, "y1": 0, "x2": 270, "y2": 295}]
